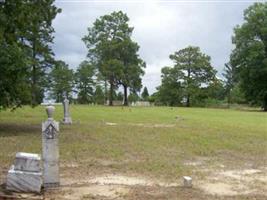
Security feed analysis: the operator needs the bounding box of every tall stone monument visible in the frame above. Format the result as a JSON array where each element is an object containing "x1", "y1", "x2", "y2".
[
  {"x1": 62, "y1": 94, "x2": 72, "y2": 125},
  {"x1": 42, "y1": 105, "x2": 60, "y2": 188}
]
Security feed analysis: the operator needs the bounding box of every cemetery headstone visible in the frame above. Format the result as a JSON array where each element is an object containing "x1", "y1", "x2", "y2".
[
  {"x1": 42, "y1": 105, "x2": 60, "y2": 188},
  {"x1": 6, "y1": 152, "x2": 42, "y2": 193},
  {"x1": 62, "y1": 95, "x2": 72, "y2": 125}
]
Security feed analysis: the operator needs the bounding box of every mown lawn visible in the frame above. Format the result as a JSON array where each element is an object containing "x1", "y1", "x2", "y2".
[{"x1": 0, "y1": 105, "x2": 266, "y2": 181}]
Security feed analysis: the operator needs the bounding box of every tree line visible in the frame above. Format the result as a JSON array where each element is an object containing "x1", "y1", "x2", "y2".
[{"x1": 0, "y1": 1, "x2": 266, "y2": 110}]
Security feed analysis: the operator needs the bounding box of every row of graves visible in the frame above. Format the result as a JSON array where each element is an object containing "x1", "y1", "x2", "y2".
[
  {"x1": 3, "y1": 96, "x2": 193, "y2": 196},
  {"x1": 5, "y1": 96, "x2": 72, "y2": 193}
]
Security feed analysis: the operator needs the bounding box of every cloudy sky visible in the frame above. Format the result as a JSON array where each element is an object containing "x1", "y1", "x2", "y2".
[{"x1": 52, "y1": 0, "x2": 259, "y2": 94}]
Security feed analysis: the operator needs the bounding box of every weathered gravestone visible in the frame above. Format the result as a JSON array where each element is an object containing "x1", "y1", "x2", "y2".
[
  {"x1": 6, "y1": 152, "x2": 42, "y2": 193},
  {"x1": 62, "y1": 95, "x2": 72, "y2": 125},
  {"x1": 42, "y1": 105, "x2": 60, "y2": 188}
]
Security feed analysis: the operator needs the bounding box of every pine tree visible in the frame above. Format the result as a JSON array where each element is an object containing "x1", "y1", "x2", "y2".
[{"x1": 141, "y1": 87, "x2": 149, "y2": 101}]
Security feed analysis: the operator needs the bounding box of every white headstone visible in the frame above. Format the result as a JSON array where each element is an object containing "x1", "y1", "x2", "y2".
[
  {"x1": 62, "y1": 96, "x2": 72, "y2": 125},
  {"x1": 42, "y1": 105, "x2": 60, "y2": 188}
]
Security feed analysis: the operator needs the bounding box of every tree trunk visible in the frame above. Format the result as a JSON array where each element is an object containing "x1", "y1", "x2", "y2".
[
  {"x1": 104, "y1": 79, "x2": 107, "y2": 104},
  {"x1": 186, "y1": 68, "x2": 191, "y2": 107},
  {"x1": 263, "y1": 94, "x2": 267, "y2": 111},
  {"x1": 186, "y1": 94, "x2": 190, "y2": 107},
  {"x1": 109, "y1": 79, "x2": 113, "y2": 106},
  {"x1": 227, "y1": 92, "x2": 231, "y2": 108},
  {"x1": 123, "y1": 85, "x2": 128, "y2": 106},
  {"x1": 31, "y1": 41, "x2": 37, "y2": 106}
]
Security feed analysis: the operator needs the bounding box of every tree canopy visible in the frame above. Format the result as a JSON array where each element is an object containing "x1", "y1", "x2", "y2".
[
  {"x1": 0, "y1": 0, "x2": 61, "y2": 109},
  {"x1": 75, "y1": 61, "x2": 96, "y2": 104},
  {"x1": 83, "y1": 11, "x2": 145, "y2": 106},
  {"x1": 1, "y1": 3, "x2": 266, "y2": 110},
  {"x1": 49, "y1": 61, "x2": 74, "y2": 102},
  {"x1": 169, "y1": 46, "x2": 216, "y2": 107},
  {"x1": 230, "y1": 2, "x2": 267, "y2": 110},
  {"x1": 141, "y1": 87, "x2": 149, "y2": 101}
]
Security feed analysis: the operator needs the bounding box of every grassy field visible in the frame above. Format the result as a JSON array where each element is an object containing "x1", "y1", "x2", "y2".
[{"x1": 0, "y1": 105, "x2": 266, "y2": 199}]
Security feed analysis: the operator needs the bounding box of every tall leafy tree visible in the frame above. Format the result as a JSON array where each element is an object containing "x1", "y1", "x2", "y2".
[
  {"x1": 118, "y1": 40, "x2": 145, "y2": 105},
  {"x1": 223, "y1": 63, "x2": 237, "y2": 104},
  {"x1": 49, "y1": 61, "x2": 74, "y2": 102},
  {"x1": 75, "y1": 61, "x2": 96, "y2": 104},
  {"x1": 0, "y1": 0, "x2": 61, "y2": 109},
  {"x1": 94, "y1": 85, "x2": 105, "y2": 105},
  {"x1": 206, "y1": 78, "x2": 225, "y2": 101},
  {"x1": 83, "y1": 11, "x2": 144, "y2": 106},
  {"x1": 141, "y1": 87, "x2": 149, "y2": 101},
  {"x1": 24, "y1": 0, "x2": 61, "y2": 106},
  {"x1": 128, "y1": 91, "x2": 139, "y2": 103},
  {"x1": 156, "y1": 67, "x2": 183, "y2": 106},
  {"x1": 170, "y1": 46, "x2": 216, "y2": 107},
  {"x1": 230, "y1": 2, "x2": 267, "y2": 110},
  {"x1": 0, "y1": 1, "x2": 32, "y2": 109}
]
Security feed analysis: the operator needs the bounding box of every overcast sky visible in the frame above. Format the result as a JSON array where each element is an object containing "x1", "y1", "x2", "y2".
[{"x1": 52, "y1": 0, "x2": 260, "y2": 94}]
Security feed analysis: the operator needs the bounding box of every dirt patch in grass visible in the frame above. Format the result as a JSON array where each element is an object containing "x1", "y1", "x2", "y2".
[
  {"x1": 197, "y1": 166, "x2": 267, "y2": 196},
  {"x1": 1, "y1": 168, "x2": 267, "y2": 200},
  {"x1": 62, "y1": 185, "x2": 129, "y2": 200},
  {"x1": 61, "y1": 174, "x2": 178, "y2": 188},
  {"x1": 194, "y1": 163, "x2": 267, "y2": 198}
]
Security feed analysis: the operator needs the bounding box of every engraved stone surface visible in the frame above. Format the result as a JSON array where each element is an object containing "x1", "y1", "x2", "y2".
[
  {"x1": 6, "y1": 165, "x2": 42, "y2": 193},
  {"x1": 14, "y1": 152, "x2": 41, "y2": 172},
  {"x1": 62, "y1": 96, "x2": 72, "y2": 125},
  {"x1": 42, "y1": 105, "x2": 60, "y2": 188}
]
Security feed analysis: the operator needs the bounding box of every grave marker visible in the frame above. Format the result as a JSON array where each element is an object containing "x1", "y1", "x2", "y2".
[
  {"x1": 62, "y1": 94, "x2": 72, "y2": 125},
  {"x1": 6, "y1": 153, "x2": 42, "y2": 193},
  {"x1": 42, "y1": 105, "x2": 60, "y2": 188}
]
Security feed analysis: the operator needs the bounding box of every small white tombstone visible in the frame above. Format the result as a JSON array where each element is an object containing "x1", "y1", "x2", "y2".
[
  {"x1": 62, "y1": 95, "x2": 72, "y2": 125},
  {"x1": 183, "y1": 176, "x2": 192, "y2": 188},
  {"x1": 42, "y1": 105, "x2": 60, "y2": 188}
]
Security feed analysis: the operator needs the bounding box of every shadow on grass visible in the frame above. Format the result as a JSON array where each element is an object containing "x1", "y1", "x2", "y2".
[{"x1": 0, "y1": 123, "x2": 39, "y2": 137}]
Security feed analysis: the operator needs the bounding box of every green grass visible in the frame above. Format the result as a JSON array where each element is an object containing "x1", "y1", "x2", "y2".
[{"x1": 0, "y1": 105, "x2": 266, "y2": 180}]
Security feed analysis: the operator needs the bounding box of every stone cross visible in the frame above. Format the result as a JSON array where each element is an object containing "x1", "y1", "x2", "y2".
[
  {"x1": 62, "y1": 94, "x2": 72, "y2": 125},
  {"x1": 42, "y1": 105, "x2": 60, "y2": 188}
]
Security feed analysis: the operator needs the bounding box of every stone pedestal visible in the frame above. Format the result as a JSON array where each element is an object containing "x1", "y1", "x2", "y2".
[
  {"x1": 6, "y1": 153, "x2": 42, "y2": 193},
  {"x1": 42, "y1": 105, "x2": 60, "y2": 188},
  {"x1": 62, "y1": 97, "x2": 72, "y2": 125},
  {"x1": 6, "y1": 165, "x2": 42, "y2": 193}
]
